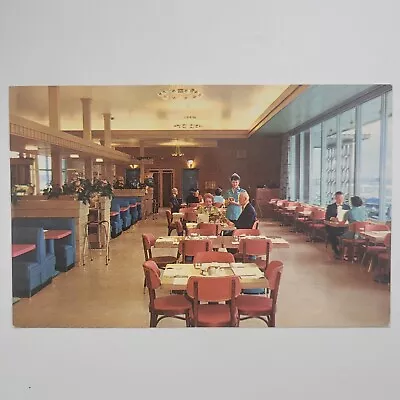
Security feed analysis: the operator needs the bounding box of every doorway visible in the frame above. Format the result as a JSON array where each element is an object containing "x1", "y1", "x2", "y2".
[
  {"x1": 182, "y1": 168, "x2": 199, "y2": 201},
  {"x1": 149, "y1": 169, "x2": 175, "y2": 208}
]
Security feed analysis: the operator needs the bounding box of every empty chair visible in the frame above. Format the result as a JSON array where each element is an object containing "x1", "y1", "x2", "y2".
[
  {"x1": 178, "y1": 239, "x2": 213, "y2": 263},
  {"x1": 375, "y1": 233, "x2": 391, "y2": 283},
  {"x1": 197, "y1": 223, "x2": 219, "y2": 236},
  {"x1": 360, "y1": 224, "x2": 390, "y2": 266},
  {"x1": 165, "y1": 210, "x2": 178, "y2": 236},
  {"x1": 235, "y1": 237, "x2": 272, "y2": 271},
  {"x1": 186, "y1": 276, "x2": 241, "y2": 327},
  {"x1": 193, "y1": 251, "x2": 235, "y2": 264},
  {"x1": 252, "y1": 220, "x2": 259, "y2": 229},
  {"x1": 184, "y1": 211, "x2": 198, "y2": 223},
  {"x1": 143, "y1": 261, "x2": 191, "y2": 327},
  {"x1": 142, "y1": 233, "x2": 178, "y2": 290},
  {"x1": 232, "y1": 229, "x2": 261, "y2": 261},
  {"x1": 306, "y1": 209, "x2": 326, "y2": 242},
  {"x1": 237, "y1": 261, "x2": 283, "y2": 327},
  {"x1": 233, "y1": 229, "x2": 260, "y2": 237}
]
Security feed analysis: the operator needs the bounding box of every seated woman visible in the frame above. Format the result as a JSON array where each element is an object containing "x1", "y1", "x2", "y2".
[
  {"x1": 341, "y1": 196, "x2": 368, "y2": 239},
  {"x1": 213, "y1": 187, "x2": 225, "y2": 205},
  {"x1": 197, "y1": 193, "x2": 220, "y2": 216},
  {"x1": 169, "y1": 187, "x2": 182, "y2": 213}
]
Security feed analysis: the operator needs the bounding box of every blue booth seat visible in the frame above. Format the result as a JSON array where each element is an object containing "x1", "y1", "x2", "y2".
[
  {"x1": 112, "y1": 199, "x2": 132, "y2": 230},
  {"x1": 13, "y1": 218, "x2": 76, "y2": 272},
  {"x1": 12, "y1": 227, "x2": 56, "y2": 297},
  {"x1": 130, "y1": 203, "x2": 139, "y2": 224},
  {"x1": 110, "y1": 202, "x2": 123, "y2": 238}
]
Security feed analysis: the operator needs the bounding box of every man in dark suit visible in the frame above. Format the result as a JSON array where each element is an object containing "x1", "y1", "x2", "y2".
[
  {"x1": 228, "y1": 191, "x2": 257, "y2": 230},
  {"x1": 325, "y1": 191, "x2": 351, "y2": 258}
]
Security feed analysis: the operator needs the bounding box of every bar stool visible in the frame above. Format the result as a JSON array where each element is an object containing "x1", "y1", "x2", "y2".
[{"x1": 82, "y1": 209, "x2": 110, "y2": 266}]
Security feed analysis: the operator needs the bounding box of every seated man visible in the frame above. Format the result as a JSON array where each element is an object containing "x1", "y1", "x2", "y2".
[
  {"x1": 169, "y1": 187, "x2": 182, "y2": 213},
  {"x1": 186, "y1": 188, "x2": 200, "y2": 204},
  {"x1": 325, "y1": 191, "x2": 351, "y2": 259},
  {"x1": 227, "y1": 191, "x2": 257, "y2": 230}
]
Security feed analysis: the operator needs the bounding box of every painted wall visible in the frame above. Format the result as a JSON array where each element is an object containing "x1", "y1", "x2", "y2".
[{"x1": 116, "y1": 135, "x2": 282, "y2": 200}]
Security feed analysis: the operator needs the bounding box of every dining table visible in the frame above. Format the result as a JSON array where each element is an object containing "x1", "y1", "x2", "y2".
[
  {"x1": 154, "y1": 235, "x2": 290, "y2": 250},
  {"x1": 161, "y1": 262, "x2": 269, "y2": 291},
  {"x1": 12, "y1": 244, "x2": 36, "y2": 258}
]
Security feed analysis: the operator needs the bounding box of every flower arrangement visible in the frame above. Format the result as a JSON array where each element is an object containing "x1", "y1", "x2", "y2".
[{"x1": 43, "y1": 175, "x2": 114, "y2": 205}]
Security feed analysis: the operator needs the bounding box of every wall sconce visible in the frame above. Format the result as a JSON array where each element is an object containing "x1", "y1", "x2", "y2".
[{"x1": 187, "y1": 159, "x2": 194, "y2": 168}]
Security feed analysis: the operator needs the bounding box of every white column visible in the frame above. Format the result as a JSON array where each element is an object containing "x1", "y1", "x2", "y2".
[
  {"x1": 48, "y1": 86, "x2": 60, "y2": 131},
  {"x1": 103, "y1": 113, "x2": 112, "y2": 148},
  {"x1": 81, "y1": 97, "x2": 93, "y2": 179},
  {"x1": 48, "y1": 86, "x2": 62, "y2": 184},
  {"x1": 81, "y1": 97, "x2": 92, "y2": 141},
  {"x1": 139, "y1": 142, "x2": 145, "y2": 183}
]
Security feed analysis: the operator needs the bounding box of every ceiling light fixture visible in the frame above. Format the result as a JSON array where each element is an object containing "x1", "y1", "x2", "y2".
[
  {"x1": 25, "y1": 144, "x2": 38, "y2": 151},
  {"x1": 70, "y1": 154, "x2": 79, "y2": 158},
  {"x1": 96, "y1": 158, "x2": 103, "y2": 163},
  {"x1": 171, "y1": 142, "x2": 184, "y2": 157},
  {"x1": 157, "y1": 87, "x2": 202, "y2": 100},
  {"x1": 173, "y1": 124, "x2": 203, "y2": 129}
]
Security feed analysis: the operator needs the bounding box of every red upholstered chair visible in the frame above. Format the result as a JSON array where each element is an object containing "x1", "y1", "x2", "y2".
[
  {"x1": 193, "y1": 251, "x2": 235, "y2": 264},
  {"x1": 184, "y1": 210, "x2": 198, "y2": 223},
  {"x1": 143, "y1": 261, "x2": 191, "y2": 327},
  {"x1": 373, "y1": 232, "x2": 391, "y2": 274},
  {"x1": 360, "y1": 224, "x2": 390, "y2": 267},
  {"x1": 165, "y1": 210, "x2": 177, "y2": 236},
  {"x1": 197, "y1": 223, "x2": 219, "y2": 236},
  {"x1": 186, "y1": 276, "x2": 241, "y2": 327},
  {"x1": 252, "y1": 220, "x2": 260, "y2": 229},
  {"x1": 306, "y1": 209, "x2": 326, "y2": 242},
  {"x1": 186, "y1": 228, "x2": 215, "y2": 237},
  {"x1": 237, "y1": 261, "x2": 283, "y2": 327},
  {"x1": 178, "y1": 239, "x2": 213, "y2": 263},
  {"x1": 142, "y1": 233, "x2": 178, "y2": 290},
  {"x1": 294, "y1": 206, "x2": 312, "y2": 233},
  {"x1": 375, "y1": 235, "x2": 391, "y2": 283},
  {"x1": 232, "y1": 229, "x2": 260, "y2": 261},
  {"x1": 235, "y1": 237, "x2": 272, "y2": 271},
  {"x1": 233, "y1": 229, "x2": 260, "y2": 237},
  {"x1": 339, "y1": 221, "x2": 369, "y2": 262}
]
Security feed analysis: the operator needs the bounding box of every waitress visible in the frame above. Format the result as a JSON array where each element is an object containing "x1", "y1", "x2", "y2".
[{"x1": 224, "y1": 173, "x2": 246, "y2": 224}]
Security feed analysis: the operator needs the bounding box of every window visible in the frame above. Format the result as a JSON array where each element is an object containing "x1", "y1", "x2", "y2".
[
  {"x1": 309, "y1": 124, "x2": 322, "y2": 205},
  {"x1": 385, "y1": 91, "x2": 392, "y2": 221},
  {"x1": 37, "y1": 155, "x2": 68, "y2": 192},
  {"x1": 301, "y1": 130, "x2": 310, "y2": 203},
  {"x1": 359, "y1": 97, "x2": 381, "y2": 219},
  {"x1": 339, "y1": 108, "x2": 356, "y2": 202},
  {"x1": 286, "y1": 88, "x2": 392, "y2": 221},
  {"x1": 288, "y1": 135, "x2": 296, "y2": 201},
  {"x1": 324, "y1": 117, "x2": 337, "y2": 205}
]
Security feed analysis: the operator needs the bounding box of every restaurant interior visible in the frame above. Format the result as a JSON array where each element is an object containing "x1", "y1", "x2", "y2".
[{"x1": 9, "y1": 84, "x2": 392, "y2": 328}]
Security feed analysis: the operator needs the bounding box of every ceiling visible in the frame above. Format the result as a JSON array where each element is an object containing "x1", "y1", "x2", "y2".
[
  {"x1": 9, "y1": 85, "x2": 290, "y2": 135},
  {"x1": 257, "y1": 85, "x2": 377, "y2": 134}
]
